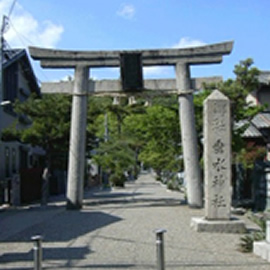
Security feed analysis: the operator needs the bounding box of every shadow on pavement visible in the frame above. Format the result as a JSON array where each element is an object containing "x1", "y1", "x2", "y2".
[
  {"x1": 89, "y1": 191, "x2": 143, "y2": 199},
  {"x1": 0, "y1": 246, "x2": 90, "y2": 263},
  {"x1": 3, "y1": 211, "x2": 122, "y2": 243},
  {"x1": 67, "y1": 263, "x2": 146, "y2": 269},
  {"x1": 85, "y1": 197, "x2": 186, "y2": 208}
]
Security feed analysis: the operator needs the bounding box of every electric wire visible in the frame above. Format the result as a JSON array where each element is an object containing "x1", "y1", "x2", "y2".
[
  {"x1": 3, "y1": 4, "x2": 74, "y2": 84},
  {"x1": 8, "y1": 0, "x2": 17, "y2": 18}
]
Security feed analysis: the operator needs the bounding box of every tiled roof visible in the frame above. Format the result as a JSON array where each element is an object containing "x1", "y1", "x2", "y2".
[
  {"x1": 236, "y1": 120, "x2": 262, "y2": 138},
  {"x1": 242, "y1": 123, "x2": 263, "y2": 138},
  {"x1": 258, "y1": 71, "x2": 270, "y2": 85},
  {"x1": 252, "y1": 113, "x2": 270, "y2": 129},
  {"x1": 241, "y1": 112, "x2": 270, "y2": 138}
]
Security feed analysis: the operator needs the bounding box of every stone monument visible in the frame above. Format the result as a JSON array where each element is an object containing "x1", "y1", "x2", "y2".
[{"x1": 191, "y1": 90, "x2": 246, "y2": 233}]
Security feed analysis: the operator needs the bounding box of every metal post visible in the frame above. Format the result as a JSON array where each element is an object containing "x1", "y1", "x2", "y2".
[
  {"x1": 31, "y1": 235, "x2": 43, "y2": 270},
  {"x1": 155, "y1": 229, "x2": 166, "y2": 270}
]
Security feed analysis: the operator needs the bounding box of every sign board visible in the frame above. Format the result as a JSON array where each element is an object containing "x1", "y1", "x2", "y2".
[{"x1": 120, "y1": 53, "x2": 143, "y2": 91}]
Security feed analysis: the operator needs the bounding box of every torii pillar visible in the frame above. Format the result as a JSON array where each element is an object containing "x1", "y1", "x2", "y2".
[
  {"x1": 29, "y1": 41, "x2": 233, "y2": 210},
  {"x1": 176, "y1": 62, "x2": 202, "y2": 207},
  {"x1": 66, "y1": 65, "x2": 89, "y2": 209}
]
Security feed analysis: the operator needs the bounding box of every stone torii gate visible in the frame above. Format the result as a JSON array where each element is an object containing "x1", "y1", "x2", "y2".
[{"x1": 29, "y1": 41, "x2": 233, "y2": 210}]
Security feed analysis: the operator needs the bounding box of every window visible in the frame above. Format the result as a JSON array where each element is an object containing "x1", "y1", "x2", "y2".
[
  {"x1": 12, "y1": 148, "x2": 16, "y2": 173},
  {"x1": 5, "y1": 147, "x2": 10, "y2": 177}
]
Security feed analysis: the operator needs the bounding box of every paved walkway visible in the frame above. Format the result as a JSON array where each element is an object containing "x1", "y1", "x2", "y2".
[{"x1": 0, "y1": 173, "x2": 269, "y2": 270}]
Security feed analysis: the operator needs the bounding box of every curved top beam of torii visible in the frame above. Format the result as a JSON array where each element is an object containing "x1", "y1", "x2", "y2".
[{"x1": 29, "y1": 41, "x2": 233, "y2": 68}]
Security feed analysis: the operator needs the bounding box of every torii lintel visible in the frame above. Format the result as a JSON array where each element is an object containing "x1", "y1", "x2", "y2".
[{"x1": 29, "y1": 41, "x2": 233, "y2": 68}]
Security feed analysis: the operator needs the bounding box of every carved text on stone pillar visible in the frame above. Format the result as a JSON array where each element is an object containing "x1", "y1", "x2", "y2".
[{"x1": 204, "y1": 90, "x2": 231, "y2": 220}]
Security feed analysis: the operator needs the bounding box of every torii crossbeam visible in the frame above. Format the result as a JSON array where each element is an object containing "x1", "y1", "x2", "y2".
[{"x1": 30, "y1": 41, "x2": 232, "y2": 68}]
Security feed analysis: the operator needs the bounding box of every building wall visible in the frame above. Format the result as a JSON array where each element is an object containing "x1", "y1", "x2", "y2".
[
  {"x1": 0, "y1": 141, "x2": 21, "y2": 204},
  {"x1": 246, "y1": 91, "x2": 258, "y2": 106},
  {"x1": 0, "y1": 56, "x2": 41, "y2": 205},
  {"x1": 257, "y1": 85, "x2": 270, "y2": 109},
  {"x1": 246, "y1": 85, "x2": 270, "y2": 109},
  {"x1": 18, "y1": 62, "x2": 32, "y2": 102},
  {"x1": 0, "y1": 61, "x2": 31, "y2": 178}
]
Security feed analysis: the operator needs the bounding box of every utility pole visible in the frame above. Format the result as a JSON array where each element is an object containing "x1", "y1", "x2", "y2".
[
  {"x1": 0, "y1": 15, "x2": 10, "y2": 104},
  {"x1": 0, "y1": 15, "x2": 7, "y2": 140},
  {"x1": 0, "y1": 16, "x2": 6, "y2": 205},
  {"x1": 0, "y1": 0, "x2": 17, "y2": 99},
  {"x1": 0, "y1": 16, "x2": 5, "y2": 104},
  {"x1": 0, "y1": 0, "x2": 16, "y2": 101}
]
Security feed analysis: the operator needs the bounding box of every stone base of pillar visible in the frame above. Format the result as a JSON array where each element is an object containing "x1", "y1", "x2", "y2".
[
  {"x1": 190, "y1": 217, "x2": 246, "y2": 234},
  {"x1": 254, "y1": 241, "x2": 270, "y2": 262},
  {"x1": 66, "y1": 200, "x2": 82, "y2": 210}
]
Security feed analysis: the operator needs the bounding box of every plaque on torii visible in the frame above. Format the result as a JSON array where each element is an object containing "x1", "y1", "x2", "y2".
[{"x1": 29, "y1": 41, "x2": 233, "y2": 210}]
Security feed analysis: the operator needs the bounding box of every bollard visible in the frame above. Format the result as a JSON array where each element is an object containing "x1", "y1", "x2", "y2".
[
  {"x1": 31, "y1": 235, "x2": 43, "y2": 270},
  {"x1": 155, "y1": 229, "x2": 167, "y2": 270}
]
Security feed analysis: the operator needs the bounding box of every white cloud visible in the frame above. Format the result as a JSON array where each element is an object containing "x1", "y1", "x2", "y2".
[
  {"x1": 117, "y1": 3, "x2": 135, "y2": 20},
  {"x1": 143, "y1": 66, "x2": 170, "y2": 77},
  {"x1": 173, "y1": 37, "x2": 206, "y2": 49},
  {"x1": 0, "y1": 0, "x2": 64, "y2": 48},
  {"x1": 38, "y1": 21, "x2": 63, "y2": 48}
]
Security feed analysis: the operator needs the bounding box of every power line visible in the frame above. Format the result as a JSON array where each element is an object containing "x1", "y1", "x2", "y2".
[
  {"x1": 0, "y1": 1, "x2": 47, "y2": 83},
  {"x1": 1, "y1": 1, "x2": 74, "y2": 84},
  {"x1": 8, "y1": 18, "x2": 35, "y2": 46},
  {"x1": 8, "y1": 0, "x2": 17, "y2": 18}
]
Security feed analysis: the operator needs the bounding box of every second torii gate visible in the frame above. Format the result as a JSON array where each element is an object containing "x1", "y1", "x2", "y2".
[{"x1": 29, "y1": 41, "x2": 233, "y2": 210}]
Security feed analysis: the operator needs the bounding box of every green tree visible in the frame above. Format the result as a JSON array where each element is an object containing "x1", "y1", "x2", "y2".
[
  {"x1": 2, "y1": 94, "x2": 72, "y2": 169},
  {"x1": 2, "y1": 93, "x2": 73, "y2": 204},
  {"x1": 123, "y1": 100, "x2": 182, "y2": 176},
  {"x1": 93, "y1": 139, "x2": 136, "y2": 187},
  {"x1": 195, "y1": 58, "x2": 264, "y2": 161},
  {"x1": 88, "y1": 97, "x2": 139, "y2": 186},
  {"x1": 86, "y1": 96, "x2": 112, "y2": 151}
]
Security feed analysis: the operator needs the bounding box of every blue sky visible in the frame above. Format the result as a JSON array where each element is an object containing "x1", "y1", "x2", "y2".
[{"x1": 0, "y1": 0, "x2": 269, "y2": 83}]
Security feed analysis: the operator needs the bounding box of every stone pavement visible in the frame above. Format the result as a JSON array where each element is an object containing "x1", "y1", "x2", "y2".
[{"x1": 0, "y1": 172, "x2": 269, "y2": 270}]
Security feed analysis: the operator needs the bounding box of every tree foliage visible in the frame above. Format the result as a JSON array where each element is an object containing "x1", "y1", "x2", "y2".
[
  {"x1": 94, "y1": 140, "x2": 135, "y2": 171},
  {"x1": 2, "y1": 94, "x2": 72, "y2": 168},
  {"x1": 125, "y1": 103, "x2": 181, "y2": 173},
  {"x1": 195, "y1": 58, "x2": 264, "y2": 156},
  {"x1": 2, "y1": 58, "x2": 263, "y2": 185}
]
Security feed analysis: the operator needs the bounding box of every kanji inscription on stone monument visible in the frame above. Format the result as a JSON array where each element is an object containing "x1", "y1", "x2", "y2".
[{"x1": 204, "y1": 90, "x2": 231, "y2": 220}]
